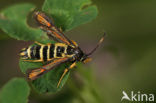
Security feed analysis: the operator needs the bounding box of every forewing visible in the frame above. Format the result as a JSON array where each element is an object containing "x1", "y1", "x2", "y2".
[
  {"x1": 34, "y1": 11, "x2": 73, "y2": 45},
  {"x1": 27, "y1": 57, "x2": 70, "y2": 80}
]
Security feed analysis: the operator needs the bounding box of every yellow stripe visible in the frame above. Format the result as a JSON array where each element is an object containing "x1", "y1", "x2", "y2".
[
  {"x1": 27, "y1": 47, "x2": 31, "y2": 58},
  {"x1": 55, "y1": 43, "x2": 67, "y2": 47},
  {"x1": 47, "y1": 45, "x2": 50, "y2": 61},
  {"x1": 64, "y1": 46, "x2": 67, "y2": 54},
  {"x1": 40, "y1": 45, "x2": 44, "y2": 61}
]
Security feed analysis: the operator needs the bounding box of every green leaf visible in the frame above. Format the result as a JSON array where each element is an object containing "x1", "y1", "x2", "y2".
[
  {"x1": 0, "y1": 78, "x2": 30, "y2": 103},
  {"x1": 0, "y1": 3, "x2": 46, "y2": 41},
  {"x1": 42, "y1": 0, "x2": 98, "y2": 31}
]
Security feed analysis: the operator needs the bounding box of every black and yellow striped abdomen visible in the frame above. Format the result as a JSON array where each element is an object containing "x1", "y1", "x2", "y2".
[{"x1": 20, "y1": 43, "x2": 74, "y2": 62}]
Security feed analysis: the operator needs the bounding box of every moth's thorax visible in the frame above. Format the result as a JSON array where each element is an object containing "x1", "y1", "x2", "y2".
[{"x1": 66, "y1": 46, "x2": 84, "y2": 61}]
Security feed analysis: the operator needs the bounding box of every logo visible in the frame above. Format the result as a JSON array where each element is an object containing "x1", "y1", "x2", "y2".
[{"x1": 121, "y1": 91, "x2": 154, "y2": 102}]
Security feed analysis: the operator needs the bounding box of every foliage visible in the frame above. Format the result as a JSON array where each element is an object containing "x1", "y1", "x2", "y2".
[
  {"x1": 42, "y1": 0, "x2": 98, "y2": 31},
  {"x1": 0, "y1": 0, "x2": 97, "y2": 94},
  {"x1": 0, "y1": 4, "x2": 45, "y2": 41},
  {"x1": 0, "y1": 78, "x2": 30, "y2": 103}
]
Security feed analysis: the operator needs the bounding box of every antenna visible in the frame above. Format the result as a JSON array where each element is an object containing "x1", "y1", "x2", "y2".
[{"x1": 87, "y1": 32, "x2": 106, "y2": 56}]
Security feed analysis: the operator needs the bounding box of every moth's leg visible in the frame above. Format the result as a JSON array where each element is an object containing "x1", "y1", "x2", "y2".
[{"x1": 57, "y1": 62, "x2": 76, "y2": 88}]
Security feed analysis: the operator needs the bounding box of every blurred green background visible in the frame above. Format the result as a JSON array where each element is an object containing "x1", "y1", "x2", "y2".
[{"x1": 0, "y1": 0, "x2": 156, "y2": 103}]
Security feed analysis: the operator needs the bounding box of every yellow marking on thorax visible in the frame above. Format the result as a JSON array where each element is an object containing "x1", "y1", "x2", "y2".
[
  {"x1": 27, "y1": 47, "x2": 31, "y2": 58},
  {"x1": 40, "y1": 45, "x2": 44, "y2": 61}
]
